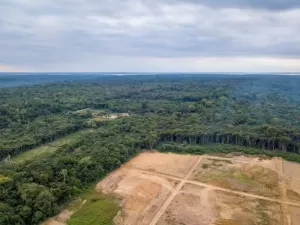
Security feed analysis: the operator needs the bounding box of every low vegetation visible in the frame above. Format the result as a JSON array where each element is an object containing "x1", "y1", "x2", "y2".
[
  {"x1": 195, "y1": 160, "x2": 280, "y2": 197},
  {"x1": 10, "y1": 129, "x2": 94, "y2": 163},
  {"x1": 67, "y1": 188, "x2": 120, "y2": 225}
]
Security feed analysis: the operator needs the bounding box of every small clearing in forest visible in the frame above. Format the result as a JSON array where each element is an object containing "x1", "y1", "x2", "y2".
[
  {"x1": 11, "y1": 129, "x2": 94, "y2": 163},
  {"x1": 74, "y1": 108, "x2": 129, "y2": 122}
]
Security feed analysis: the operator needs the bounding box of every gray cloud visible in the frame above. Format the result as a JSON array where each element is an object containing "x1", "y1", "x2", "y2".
[
  {"x1": 0, "y1": 0, "x2": 299, "y2": 72},
  {"x1": 179, "y1": 0, "x2": 300, "y2": 10}
]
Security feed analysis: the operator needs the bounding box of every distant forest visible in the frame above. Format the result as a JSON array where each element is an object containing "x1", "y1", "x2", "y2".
[
  {"x1": 0, "y1": 73, "x2": 109, "y2": 87},
  {"x1": 1, "y1": 74, "x2": 300, "y2": 224}
]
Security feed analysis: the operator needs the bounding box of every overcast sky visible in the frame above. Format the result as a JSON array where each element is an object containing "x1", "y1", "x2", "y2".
[{"x1": 0, "y1": 0, "x2": 300, "y2": 72}]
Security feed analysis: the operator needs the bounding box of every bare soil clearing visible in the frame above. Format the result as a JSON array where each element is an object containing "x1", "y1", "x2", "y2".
[
  {"x1": 289, "y1": 206, "x2": 300, "y2": 225},
  {"x1": 283, "y1": 161, "x2": 300, "y2": 203},
  {"x1": 42, "y1": 221, "x2": 65, "y2": 225},
  {"x1": 157, "y1": 184, "x2": 217, "y2": 225},
  {"x1": 97, "y1": 166, "x2": 177, "y2": 225},
  {"x1": 157, "y1": 184, "x2": 283, "y2": 225},
  {"x1": 112, "y1": 152, "x2": 300, "y2": 225},
  {"x1": 214, "y1": 190, "x2": 283, "y2": 225},
  {"x1": 45, "y1": 152, "x2": 300, "y2": 225},
  {"x1": 92, "y1": 113, "x2": 129, "y2": 122},
  {"x1": 42, "y1": 210, "x2": 74, "y2": 225},
  {"x1": 191, "y1": 156, "x2": 282, "y2": 198},
  {"x1": 125, "y1": 152, "x2": 198, "y2": 178}
]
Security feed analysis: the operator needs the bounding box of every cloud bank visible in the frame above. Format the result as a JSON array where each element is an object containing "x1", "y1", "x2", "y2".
[{"x1": 0, "y1": 0, "x2": 299, "y2": 72}]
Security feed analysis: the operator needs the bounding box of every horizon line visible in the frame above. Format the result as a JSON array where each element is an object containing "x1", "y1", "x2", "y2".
[{"x1": 1, "y1": 72, "x2": 300, "y2": 74}]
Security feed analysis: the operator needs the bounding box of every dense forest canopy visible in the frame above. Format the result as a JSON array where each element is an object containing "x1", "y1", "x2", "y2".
[
  {"x1": 1, "y1": 74, "x2": 300, "y2": 224},
  {"x1": 0, "y1": 73, "x2": 110, "y2": 88}
]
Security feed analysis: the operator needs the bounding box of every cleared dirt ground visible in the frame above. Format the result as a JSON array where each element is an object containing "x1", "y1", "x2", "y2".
[
  {"x1": 45, "y1": 152, "x2": 300, "y2": 225},
  {"x1": 283, "y1": 161, "x2": 300, "y2": 203},
  {"x1": 190, "y1": 156, "x2": 281, "y2": 198},
  {"x1": 98, "y1": 171, "x2": 173, "y2": 225},
  {"x1": 42, "y1": 210, "x2": 73, "y2": 225},
  {"x1": 97, "y1": 152, "x2": 300, "y2": 225},
  {"x1": 158, "y1": 184, "x2": 283, "y2": 225},
  {"x1": 125, "y1": 152, "x2": 198, "y2": 178}
]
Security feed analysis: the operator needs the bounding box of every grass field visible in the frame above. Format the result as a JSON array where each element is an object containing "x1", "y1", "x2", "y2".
[
  {"x1": 67, "y1": 188, "x2": 120, "y2": 225},
  {"x1": 12, "y1": 129, "x2": 94, "y2": 163}
]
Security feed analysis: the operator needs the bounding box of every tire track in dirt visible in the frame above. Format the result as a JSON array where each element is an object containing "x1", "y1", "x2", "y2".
[
  {"x1": 148, "y1": 156, "x2": 203, "y2": 225},
  {"x1": 277, "y1": 157, "x2": 292, "y2": 225},
  {"x1": 186, "y1": 180, "x2": 300, "y2": 207},
  {"x1": 122, "y1": 167, "x2": 183, "y2": 182}
]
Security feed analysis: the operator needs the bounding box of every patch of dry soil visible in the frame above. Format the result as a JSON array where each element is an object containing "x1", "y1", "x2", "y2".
[
  {"x1": 191, "y1": 157, "x2": 281, "y2": 198},
  {"x1": 98, "y1": 152, "x2": 300, "y2": 225},
  {"x1": 125, "y1": 152, "x2": 198, "y2": 178},
  {"x1": 43, "y1": 152, "x2": 300, "y2": 225},
  {"x1": 288, "y1": 205, "x2": 300, "y2": 225},
  {"x1": 157, "y1": 183, "x2": 283, "y2": 225},
  {"x1": 157, "y1": 184, "x2": 217, "y2": 225},
  {"x1": 97, "y1": 167, "x2": 176, "y2": 225},
  {"x1": 42, "y1": 221, "x2": 65, "y2": 225},
  {"x1": 215, "y1": 190, "x2": 283, "y2": 225},
  {"x1": 41, "y1": 210, "x2": 73, "y2": 225},
  {"x1": 283, "y1": 161, "x2": 300, "y2": 201}
]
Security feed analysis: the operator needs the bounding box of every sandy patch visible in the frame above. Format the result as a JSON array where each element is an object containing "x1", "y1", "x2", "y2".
[
  {"x1": 125, "y1": 152, "x2": 198, "y2": 178},
  {"x1": 157, "y1": 183, "x2": 282, "y2": 225},
  {"x1": 97, "y1": 167, "x2": 176, "y2": 225},
  {"x1": 288, "y1": 205, "x2": 300, "y2": 225},
  {"x1": 209, "y1": 155, "x2": 278, "y2": 171},
  {"x1": 215, "y1": 190, "x2": 282, "y2": 225},
  {"x1": 283, "y1": 161, "x2": 300, "y2": 201},
  {"x1": 41, "y1": 210, "x2": 74, "y2": 225},
  {"x1": 56, "y1": 210, "x2": 74, "y2": 223},
  {"x1": 157, "y1": 184, "x2": 217, "y2": 225},
  {"x1": 283, "y1": 160, "x2": 300, "y2": 179},
  {"x1": 42, "y1": 220, "x2": 65, "y2": 225}
]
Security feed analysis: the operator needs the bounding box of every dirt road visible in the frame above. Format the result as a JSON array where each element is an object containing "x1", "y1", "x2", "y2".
[
  {"x1": 277, "y1": 157, "x2": 292, "y2": 225},
  {"x1": 149, "y1": 156, "x2": 203, "y2": 225},
  {"x1": 124, "y1": 159, "x2": 300, "y2": 208}
]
